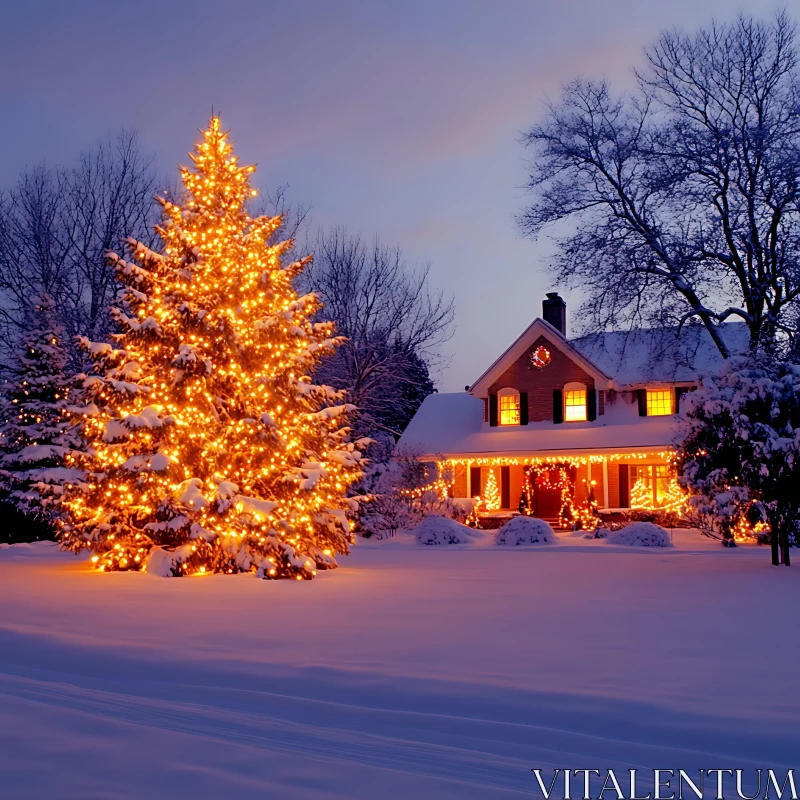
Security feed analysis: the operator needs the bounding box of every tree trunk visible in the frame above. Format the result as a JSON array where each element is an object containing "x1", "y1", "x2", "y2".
[
  {"x1": 780, "y1": 527, "x2": 791, "y2": 567},
  {"x1": 770, "y1": 513, "x2": 781, "y2": 566}
]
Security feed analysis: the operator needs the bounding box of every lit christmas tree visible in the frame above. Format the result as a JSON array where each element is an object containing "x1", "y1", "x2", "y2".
[
  {"x1": 659, "y1": 477, "x2": 687, "y2": 514},
  {"x1": 629, "y1": 478, "x2": 652, "y2": 509},
  {"x1": 484, "y1": 468, "x2": 501, "y2": 511},
  {"x1": 0, "y1": 296, "x2": 83, "y2": 525},
  {"x1": 60, "y1": 118, "x2": 366, "y2": 579}
]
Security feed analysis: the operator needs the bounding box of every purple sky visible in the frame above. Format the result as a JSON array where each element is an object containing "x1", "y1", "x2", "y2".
[{"x1": 0, "y1": 0, "x2": 784, "y2": 390}]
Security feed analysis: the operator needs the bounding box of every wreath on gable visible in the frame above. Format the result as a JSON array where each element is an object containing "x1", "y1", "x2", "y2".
[{"x1": 530, "y1": 345, "x2": 551, "y2": 369}]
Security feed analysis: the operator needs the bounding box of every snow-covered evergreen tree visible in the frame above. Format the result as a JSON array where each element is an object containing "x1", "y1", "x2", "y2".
[
  {"x1": 60, "y1": 117, "x2": 366, "y2": 578},
  {"x1": 0, "y1": 295, "x2": 82, "y2": 533},
  {"x1": 676, "y1": 358, "x2": 800, "y2": 565}
]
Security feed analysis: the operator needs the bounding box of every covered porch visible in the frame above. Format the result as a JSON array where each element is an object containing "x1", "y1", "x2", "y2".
[{"x1": 446, "y1": 450, "x2": 676, "y2": 525}]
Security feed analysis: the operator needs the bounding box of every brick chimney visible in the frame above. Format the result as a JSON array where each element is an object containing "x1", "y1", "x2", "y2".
[{"x1": 542, "y1": 292, "x2": 566, "y2": 335}]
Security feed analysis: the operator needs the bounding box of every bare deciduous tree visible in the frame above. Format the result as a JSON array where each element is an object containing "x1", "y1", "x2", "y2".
[
  {"x1": 61, "y1": 130, "x2": 160, "y2": 341},
  {"x1": 521, "y1": 11, "x2": 800, "y2": 355},
  {"x1": 0, "y1": 165, "x2": 70, "y2": 350},
  {"x1": 303, "y1": 227, "x2": 454, "y2": 440},
  {"x1": 0, "y1": 131, "x2": 159, "y2": 359}
]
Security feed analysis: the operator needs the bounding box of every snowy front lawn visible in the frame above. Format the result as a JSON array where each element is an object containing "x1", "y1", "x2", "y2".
[{"x1": 0, "y1": 537, "x2": 797, "y2": 799}]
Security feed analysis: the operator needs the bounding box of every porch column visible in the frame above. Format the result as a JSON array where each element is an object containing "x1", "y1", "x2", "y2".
[
  {"x1": 602, "y1": 457, "x2": 609, "y2": 508},
  {"x1": 466, "y1": 459, "x2": 473, "y2": 498}
]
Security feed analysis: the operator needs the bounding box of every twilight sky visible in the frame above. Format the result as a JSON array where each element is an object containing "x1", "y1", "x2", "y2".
[{"x1": 0, "y1": 0, "x2": 788, "y2": 390}]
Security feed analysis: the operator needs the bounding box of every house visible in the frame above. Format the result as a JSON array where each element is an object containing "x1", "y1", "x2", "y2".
[{"x1": 396, "y1": 293, "x2": 748, "y2": 522}]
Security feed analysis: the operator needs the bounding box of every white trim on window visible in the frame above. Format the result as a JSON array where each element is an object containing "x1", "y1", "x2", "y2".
[
  {"x1": 563, "y1": 381, "x2": 587, "y2": 422},
  {"x1": 646, "y1": 388, "x2": 673, "y2": 416},
  {"x1": 497, "y1": 387, "x2": 520, "y2": 426}
]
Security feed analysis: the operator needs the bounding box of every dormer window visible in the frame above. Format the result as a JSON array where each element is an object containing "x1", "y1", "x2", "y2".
[
  {"x1": 498, "y1": 388, "x2": 520, "y2": 426},
  {"x1": 646, "y1": 389, "x2": 673, "y2": 416},
  {"x1": 564, "y1": 382, "x2": 587, "y2": 422}
]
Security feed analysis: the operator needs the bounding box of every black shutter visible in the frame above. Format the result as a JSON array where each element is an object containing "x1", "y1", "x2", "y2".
[
  {"x1": 489, "y1": 393, "x2": 498, "y2": 427},
  {"x1": 519, "y1": 392, "x2": 528, "y2": 425},
  {"x1": 619, "y1": 464, "x2": 630, "y2": 508},
  {"x1": 637, "y1": 389, "x2": 648, "y2": 416},
  {"x1": 587, "y1": 388, "x2": 597, "y2": 422},
  {"x1": 553, "y1": 389, "x2": 563, "y2": 424},
  {"x1": 469, "y1": 466, "x2": 482, "y2": 498},
  {"x1": 675, "y1": 386, "x2": 695, "y2": 413},
  {"x1": 501, "y1": 465, "x2": 510, "y2": 509}
]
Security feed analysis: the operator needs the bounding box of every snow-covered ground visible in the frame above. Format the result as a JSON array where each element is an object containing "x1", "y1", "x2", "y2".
[{"x1": 1, "y1": 531, "x2": 798, "y2": 799}]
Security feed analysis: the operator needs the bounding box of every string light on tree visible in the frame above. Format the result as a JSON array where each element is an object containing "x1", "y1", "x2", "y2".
[
  {"x1": 630, "y1": 478, "x2": 652, "y2": 509},
  {"x1": 60, "y1": 117, "x2": 367, "y2": 579},
  {"x1": 483, "y1": 468, "x2": 501, "y2": 511},
  {"x1": 659, "y1": 478, "x2": 687, "y2": 514},
  {"x1": 0, "y1": 295, "x2": 83, "y2": 523}
]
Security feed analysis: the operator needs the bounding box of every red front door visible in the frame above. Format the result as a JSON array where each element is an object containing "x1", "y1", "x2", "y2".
[{"x1": 533, "y1": 466, "x2": 575, "y2": 519}]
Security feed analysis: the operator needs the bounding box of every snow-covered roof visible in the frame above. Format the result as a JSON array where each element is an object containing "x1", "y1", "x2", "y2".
[
  {"x1": 396, "y1": 392, "x2": 679, "y2": 459},
  {"x1": 470, "y1": 318, "x2": 612, "y2": 396},
  {"x1": 570, "y1": 323, "x2": 749, "y2": 386}
]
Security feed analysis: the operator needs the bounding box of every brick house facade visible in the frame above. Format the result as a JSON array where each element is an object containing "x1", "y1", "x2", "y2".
[{"x1": 397, "y1": 294, "x2": 748, "y2": 521}]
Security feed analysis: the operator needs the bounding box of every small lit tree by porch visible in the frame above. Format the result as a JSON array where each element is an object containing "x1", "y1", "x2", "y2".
[
  {"x1": 483, "y1": 468, "x2": 501, "y2": 511},
  {"x1": 630, "y1": 478, "x2": 652, "y2": 510}
]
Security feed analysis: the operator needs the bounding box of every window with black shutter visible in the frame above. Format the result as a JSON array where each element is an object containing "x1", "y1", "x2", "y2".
[
  {"x1": 489, "y1": 393, "x2": 498, "y2": 426},
  {"x1": 675, "y1": 386, "x2": 696, "y2": 413},
  {"x1": 469, "y1": 466, "x2": 482, "y2": 499},
  {"x1": 520, "y1": 392, "x2": 528, "y2": 425},
  {"x1": 619, "y1": 464, "x2": 630, "y2": 507},
  {"x1": 553, "y1": 389, "x2": 563, "y2": 424},
  {"x1": 587, "y1": 388, "x2": 597, "y2": 421}
]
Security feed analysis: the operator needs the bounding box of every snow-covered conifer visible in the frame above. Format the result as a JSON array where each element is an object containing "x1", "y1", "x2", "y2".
[
  {"x1": 60, "y1": 118, "x2": 366, "y2": 578},
  {"x1": 0, "y1": 296, "x2": 83, "y2": 528},
  {"x1": 676, "y1": 358, "x2": 800, "y2": 565}
]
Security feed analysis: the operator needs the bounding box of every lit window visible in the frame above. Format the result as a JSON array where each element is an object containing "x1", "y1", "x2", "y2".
[
  {"x1": 498, "y1": 389, "x2": 520, "y2": 426},
  {"x1": 654, "y1": 465, "x2": 671, "y2": 503},
  {"x1": 630, "y1": 464, "x2": 673, "y2": 506},
  {"x1": 647, "y1": 389, "x2": 673, "y2": 416},
  {"x1": 564, "y1": 383, "x2": 587, "y2": 422}
]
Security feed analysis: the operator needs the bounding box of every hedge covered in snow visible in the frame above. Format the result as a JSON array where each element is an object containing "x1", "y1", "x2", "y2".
[
  {"x1": 496, "y1": 516, "x2": 555, "y2": 545},
  {"x1": 415, "y1": 516, "x2": 475, "y2": 545},
  {"x1": 609, "y1": 522, "x2": 672, "y2": 548}
]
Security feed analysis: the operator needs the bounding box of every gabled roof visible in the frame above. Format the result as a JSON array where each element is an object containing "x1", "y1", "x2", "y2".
[
  {"x1": 571, "y1": 323, "x2": 749, "y2": 385},
  {"x1": 469, "y1": 318, "x2": 749, "y2": 394},
  {"x1": 469, "y1": 318, "x2": 612, "y2": 397}
]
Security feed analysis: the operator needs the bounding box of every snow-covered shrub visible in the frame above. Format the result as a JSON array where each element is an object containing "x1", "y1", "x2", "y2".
[
  {"x1": 415, "y1": 516, "x2": 475, "y2": 545},
  {"x1": 358, "y1": 453, "x2": 466, "y2": 538},
  {"x1": 496, "y1": 516, "x2": 555, "y2": 545},
  {"x1": 676, "y1": 357, "x2": 800, "y2": 564},
  {"x1": 610, "y1": 522, "x2": 672, "y2": 547}
]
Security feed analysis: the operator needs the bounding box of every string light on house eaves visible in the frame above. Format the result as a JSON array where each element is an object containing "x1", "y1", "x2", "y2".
[
  {"x1": 444, "y1": 451, "x2": 674, "y2": 469},
  {"x1": 59, "y1": 117, "x2": 367, "y2": 580}
]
